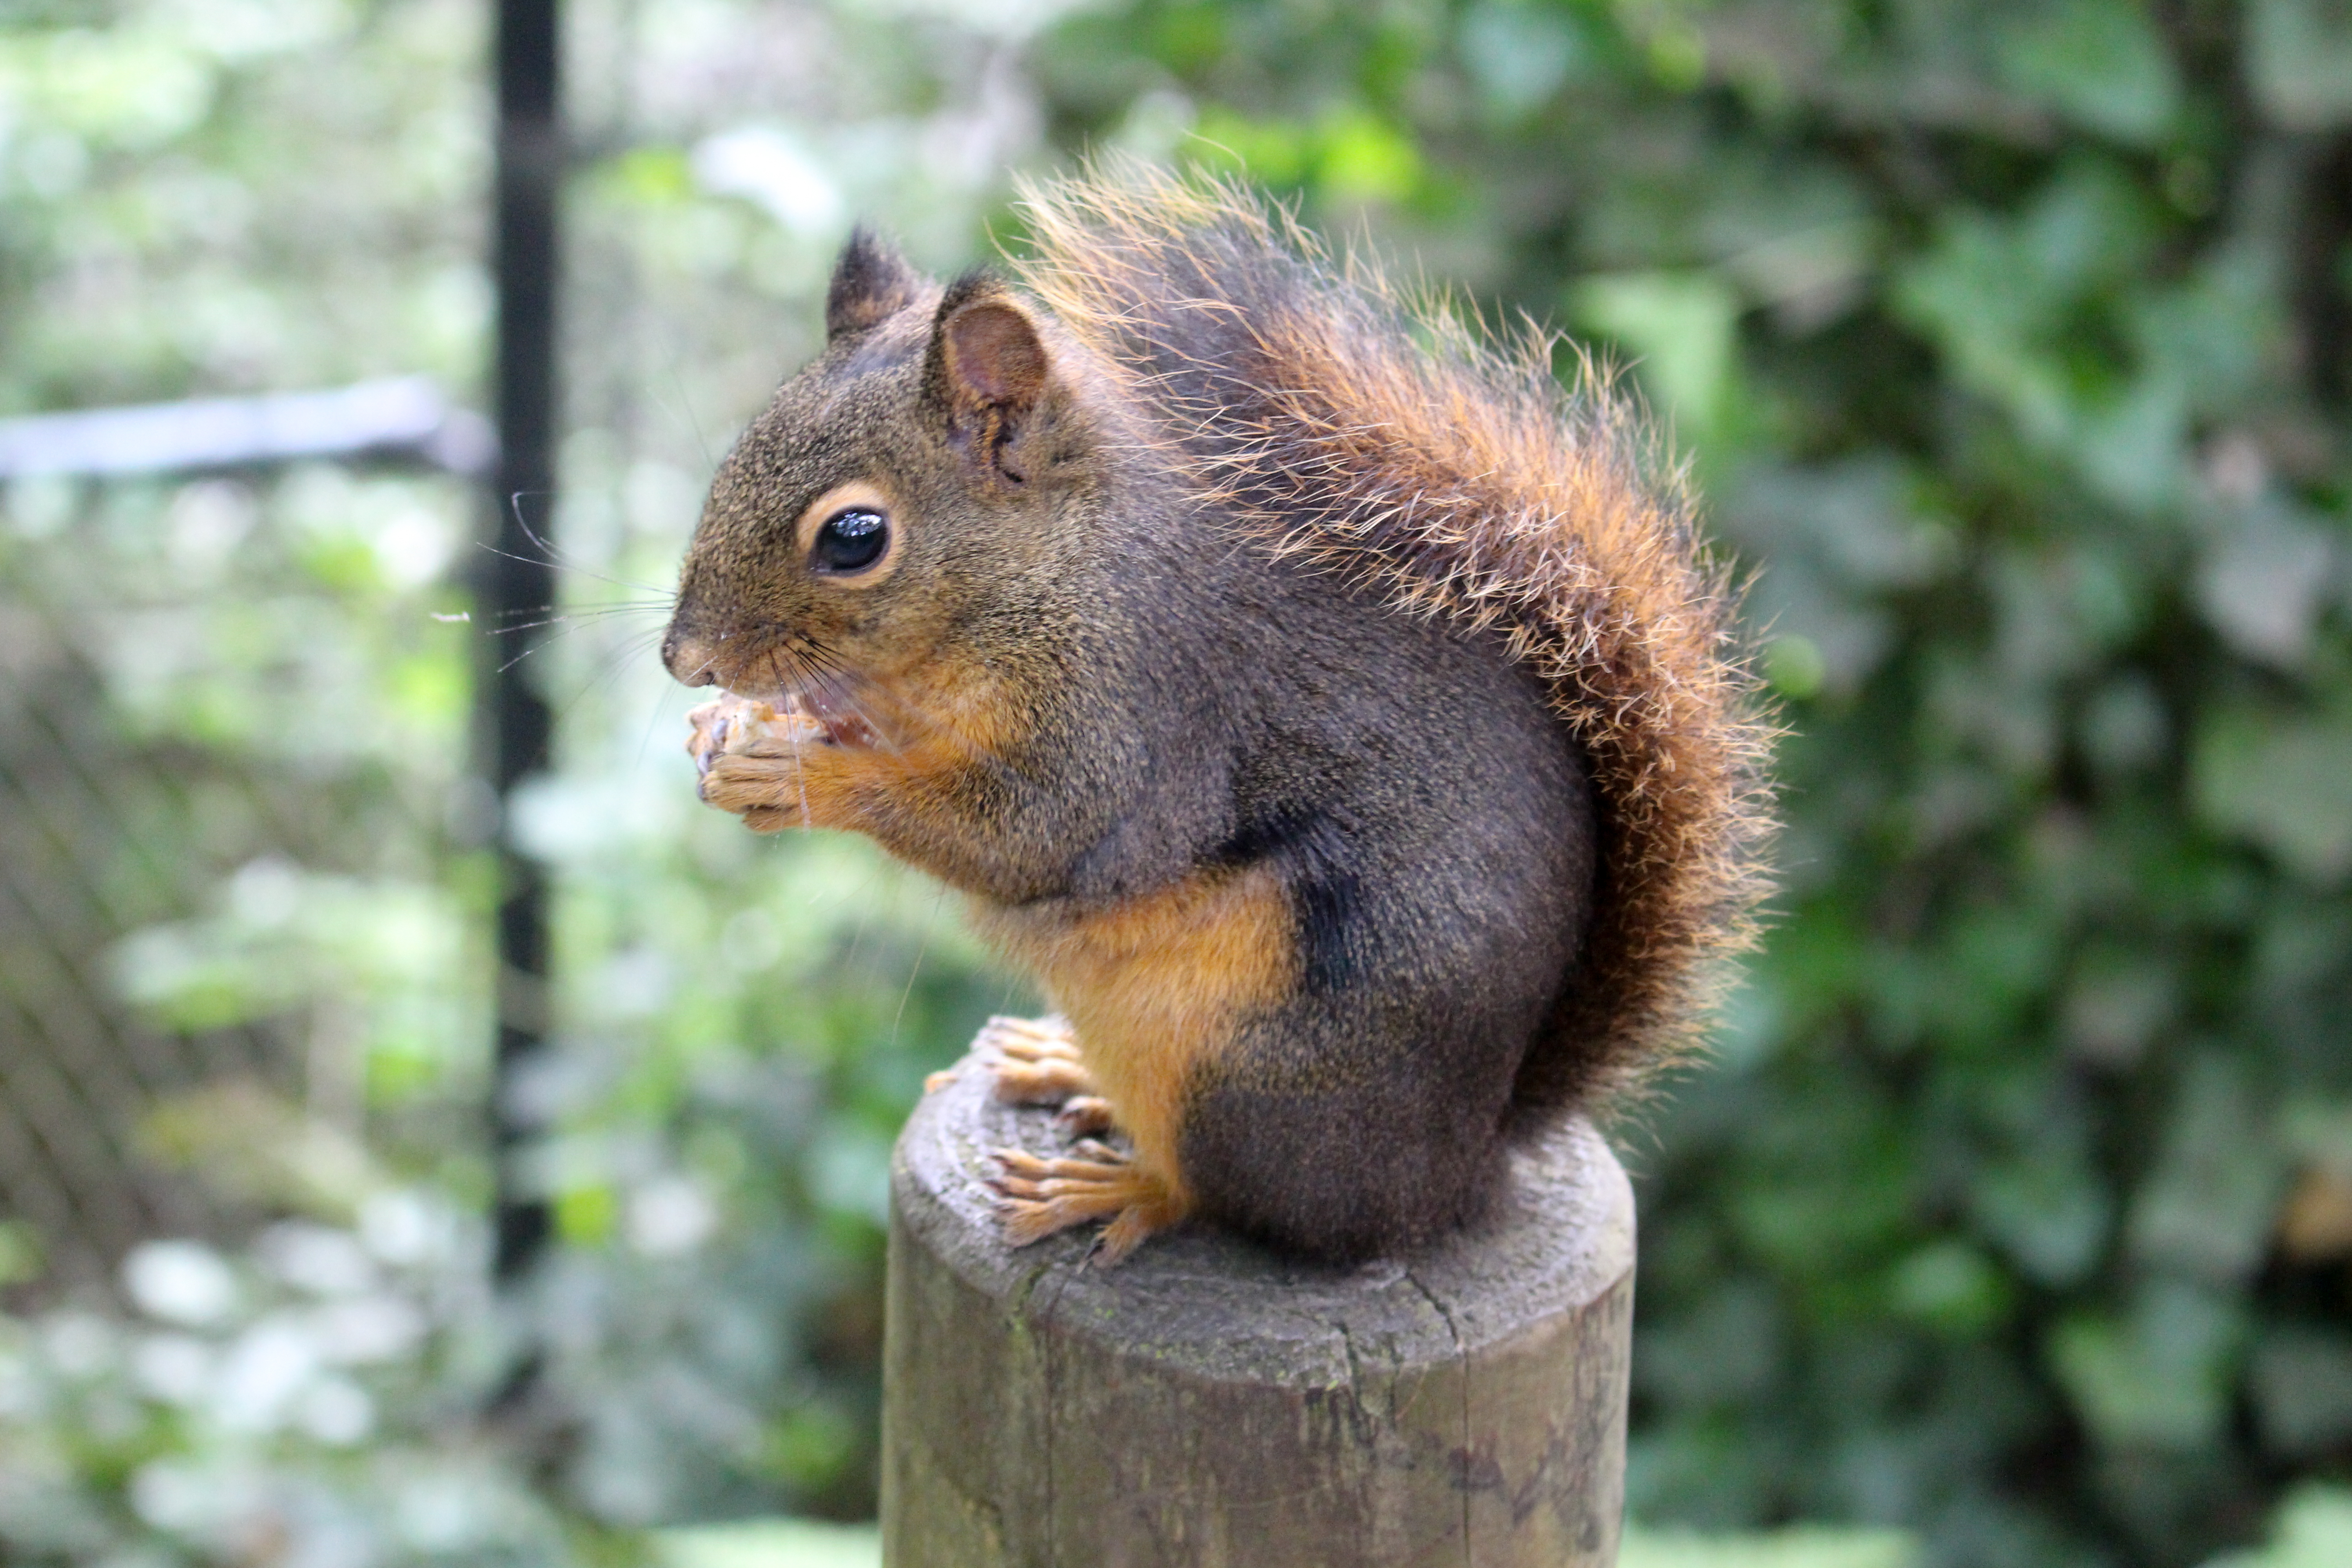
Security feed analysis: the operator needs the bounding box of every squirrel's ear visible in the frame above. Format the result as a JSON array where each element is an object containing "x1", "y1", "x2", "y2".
[
  {"x1": 925, "y1": 273, "x2": 1052, "y2": 479},
  {"x1": 826, "y1": 227, "x2": 919, "y2": 339}
]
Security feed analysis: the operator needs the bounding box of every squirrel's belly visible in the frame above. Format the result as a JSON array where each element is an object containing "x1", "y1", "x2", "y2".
[{"x1": 970, "y1": 864, "x2": 1295, "y2": 1188}]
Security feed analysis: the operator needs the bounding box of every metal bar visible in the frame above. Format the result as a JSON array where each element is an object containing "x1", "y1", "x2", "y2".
[
  {"x1": 0, "y1": 378, "x2": 493, "y2": 478},
  {"x1": 488, "y1": 0, "x2": 561, "y2": 1284}
]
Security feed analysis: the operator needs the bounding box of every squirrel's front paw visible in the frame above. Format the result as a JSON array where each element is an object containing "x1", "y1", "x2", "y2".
[
  {"x1": 687, "y1": 694, "x2": 827, "y2": 830},
  {"x1": 699, "y1": 751, "x2": 807, "y2": 830}
]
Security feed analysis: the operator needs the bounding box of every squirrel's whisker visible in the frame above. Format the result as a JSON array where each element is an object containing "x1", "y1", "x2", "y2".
[
  {"x1": 494, "y1": 596, "x2": 673, "y2": 618},
  {"x1": 503, "y1": 492, "x2": 680, "y2": 598},
  {"x1": 470, "y1": 537, "x2": 681, "y2": 604},
  {"x1": 545, "y1": 625, "x2": 669, "y2": 725},
  {"x1": 487, "y1": 603, "x2": 674, "y2": 637}
]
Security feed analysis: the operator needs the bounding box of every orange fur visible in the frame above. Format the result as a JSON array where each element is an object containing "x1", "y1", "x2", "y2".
[
  {"x1": 701, "y1": 652, "x2": 1038, "y2": 887},
  {"x1": 975, "y1": 863, "x2": 1296, "y2": 1202}
]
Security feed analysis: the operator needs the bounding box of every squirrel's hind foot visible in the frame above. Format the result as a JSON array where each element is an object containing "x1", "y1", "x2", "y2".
[
  {"x1": 964, "y1": 1015, "x2": 1171, "y2": 1259},
  {"x1": 980, "y1": 1013, "x2": 1081, "y2": 1061},
  {"x1": 986, "y1": 1145, "x2": 1186, "y2": 1267},
  {"x1": 923, "y1": 1014, "x2": 1102, "y2": 1102},
  {"x1": 992, "y1": 1058, "x2": 1095, "y2": 1105}
]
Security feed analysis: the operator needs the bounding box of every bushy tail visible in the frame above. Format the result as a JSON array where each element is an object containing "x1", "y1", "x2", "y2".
[{"x1": 1014, "y1": 162, "x2": 1776, "y2": 1114}]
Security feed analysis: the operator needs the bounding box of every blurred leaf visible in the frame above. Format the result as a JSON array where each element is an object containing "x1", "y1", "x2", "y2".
[
  {"x1": 2194, "y1": 503, "x2": 2337, "y2": 668},
  {"x1": 1887, "y1": 1241, "x2": 2013, "y2": 1338},
  {"x1": 1995, "y1": 0, "x2": 2181, "y2": 145},
  {"x1": 2250, "y1": 1330, "x2": 2352, "y2": 1456},
  {"x1": 1765, "y1": 633, "x2": 1829, "y2": 700},
  {"x1": 2127, "y1": 1055, "x2": 2284, "y2": 1283},
  {"x1": 0, "y1": 1193, "x2": 582, "y2": 1564},
  {"x1": 1185, "y1": 108, "x2": 1309, "y2": 187},
  {"x1": 760, "y1": 1400, "x2": 858, "y2": 1492},
  {"x1": 2059, "y1": 941, "x2": 2174, "y2": 1064},
  {"x1": 137, "y1": 1082, "x2": 382, "y2": 1219},
  {"x1": 0, "y1": 28, "x2": 217, "y2": 150},
  {"x1": 803, "y1": 1125, "x2": 894, "y2": 1230},
  {"x1": 2194, "y1": 703, "x2": 2352, "y2": 881},
  {"x1": 1724, "y1": 459, "x2": 1950, "y2": 696},
  {"x1": 2051, "y1": 1280, "x2": 2246, "y2": 1449},
  {"x1": 1729, "y1": 459, "x2": 1951, "y2": 590},
  {"x1": 1314, "y1": 107, "x2": 1421, "y2": 205},
  {"x1": 1894, "y1": 158, "x2": 2161, "y2": 471},
  {"x1": 2133, "y1": 248, "x2": 2283, "y2": 419},
  {"x1": 557, "y1": 1183, "x2": 620, "y2": 1247},
  {"x1": 1971, "y1": 1145, "x2": 2112, "y2": 1287},
  {"x1": 604, "y1": 145, "x2": 700, "y2": 209},
  {"x1": 1636, "y1": 1277, "x2": 1782, "y2": 1409},
  {"x1": 1185, "y1": 104, "x2": 1423, "y2": 206},
  {"x1": 0, "y1": 1221, "x2": 44, "y2": 1288},
  {"x1": 1458, "y1": 1, "x2": 1587, "y2": 119},
  {"x1": 2071, "y1": 370, "x2": 2190, "y2": 514},
  {"x1": 2202, "y1": 1485, "x2": 2352, "y2": 1568},
  {"x1": 2245, "y1": 0, "x2": 2352, "y2": 129},
  {"x1": 1573, "y1": 270, "x2": 1741, "y2": 442}
]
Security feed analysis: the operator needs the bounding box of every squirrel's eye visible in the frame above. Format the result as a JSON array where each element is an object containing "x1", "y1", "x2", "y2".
[{"x1": 811, "y1": 508, "x2": 889, "y2": 574}]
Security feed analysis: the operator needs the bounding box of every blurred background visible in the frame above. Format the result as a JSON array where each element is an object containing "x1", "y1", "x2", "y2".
[{"x1": 1, "y1": 1, "x2": 2349, "y2": 1565}]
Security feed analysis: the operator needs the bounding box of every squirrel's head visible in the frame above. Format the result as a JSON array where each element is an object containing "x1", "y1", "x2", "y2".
[{"x1": 663, "y1": 228, "x2": 1110, "y2": 738}]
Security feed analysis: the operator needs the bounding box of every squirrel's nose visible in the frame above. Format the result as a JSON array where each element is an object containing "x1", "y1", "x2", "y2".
[{"x1": 662, "y1": 625, "x2": 720, "y2": 687}]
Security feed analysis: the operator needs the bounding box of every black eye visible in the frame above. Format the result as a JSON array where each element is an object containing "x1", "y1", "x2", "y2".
[{"x1": 811, "y1": 508, "x2": 889, "y2": 573}]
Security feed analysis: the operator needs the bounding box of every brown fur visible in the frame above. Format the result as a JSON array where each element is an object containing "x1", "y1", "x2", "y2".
[
  {"x1": 1012, "y1": 164, "x2": 1774, "y2": 1111},
  {"x1": 664, "y1": 163, "x2": 1773, "y2": 1261}
]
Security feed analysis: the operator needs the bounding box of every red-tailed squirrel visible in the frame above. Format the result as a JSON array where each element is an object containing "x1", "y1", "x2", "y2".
[{"x1": 664, "y1": 167, "x2": 1772, "y2": 1264}]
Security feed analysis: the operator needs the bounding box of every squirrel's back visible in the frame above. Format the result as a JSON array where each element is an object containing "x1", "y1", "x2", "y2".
[{"x1": 1013, "y1": 166, "x2": 1775, "y2": 1117}]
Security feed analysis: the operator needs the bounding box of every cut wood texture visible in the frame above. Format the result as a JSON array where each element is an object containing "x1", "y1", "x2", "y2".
[{"x1": 881, "y1": 1039, "x2": 1636, "y2": 1567}]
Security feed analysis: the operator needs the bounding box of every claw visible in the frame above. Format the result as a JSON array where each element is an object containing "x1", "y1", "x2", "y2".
[
  {"x1": 984, "y1": 1142, "x2": 1184, "y2": 1258},
  {"x1": 1054, "y1": 1096, "x2": 1118, "y2": 1137},
  {"x1": 1092, "y1": 1207, "x2": 1164, "y2": 1268}
]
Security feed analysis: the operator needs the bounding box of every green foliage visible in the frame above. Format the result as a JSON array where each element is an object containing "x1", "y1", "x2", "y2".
[
  {"x1": 2203, "y1": 1485, "x2": 2352, "y2": 1568},
  {"x1": 0, "y1": 1214, "x2": 599, "y2": 1566}
]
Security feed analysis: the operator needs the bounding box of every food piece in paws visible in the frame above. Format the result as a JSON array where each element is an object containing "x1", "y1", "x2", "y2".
[{"x1": 684, "y1": 693, "x2": 826, "y2": 778}]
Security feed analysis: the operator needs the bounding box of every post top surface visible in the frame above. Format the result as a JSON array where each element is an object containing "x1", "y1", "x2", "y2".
[{"x1": 892, "y1": 1048, "x2": 1637, "y2": 1388}]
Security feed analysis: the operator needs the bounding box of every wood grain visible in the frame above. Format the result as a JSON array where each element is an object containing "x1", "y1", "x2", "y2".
[{"x1": 881, "y1": 1043, "x2": 1635, "y2": 1567}]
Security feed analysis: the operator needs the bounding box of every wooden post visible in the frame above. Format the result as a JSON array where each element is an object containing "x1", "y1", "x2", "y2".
[{"x1": 881, "y1": 1037, "x2": 1636, "y2": 1568}]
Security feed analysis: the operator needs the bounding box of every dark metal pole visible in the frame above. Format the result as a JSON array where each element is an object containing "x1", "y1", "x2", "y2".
[{"x1": 488, "y1": 0, "x2": 560, "y2": 1283}]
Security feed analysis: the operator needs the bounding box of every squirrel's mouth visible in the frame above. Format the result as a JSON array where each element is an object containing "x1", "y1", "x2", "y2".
[
  {"x1": 676, "y1": 624, "x2": 882, "y2": 749},
  {"x1": 783, "y1": 685, "x2": 881, "y2": 750}
]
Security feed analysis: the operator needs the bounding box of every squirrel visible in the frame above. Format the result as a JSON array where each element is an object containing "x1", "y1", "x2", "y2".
[{"x1": 662, "y1": 166, "x2": 1772, "y2": 1265}]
